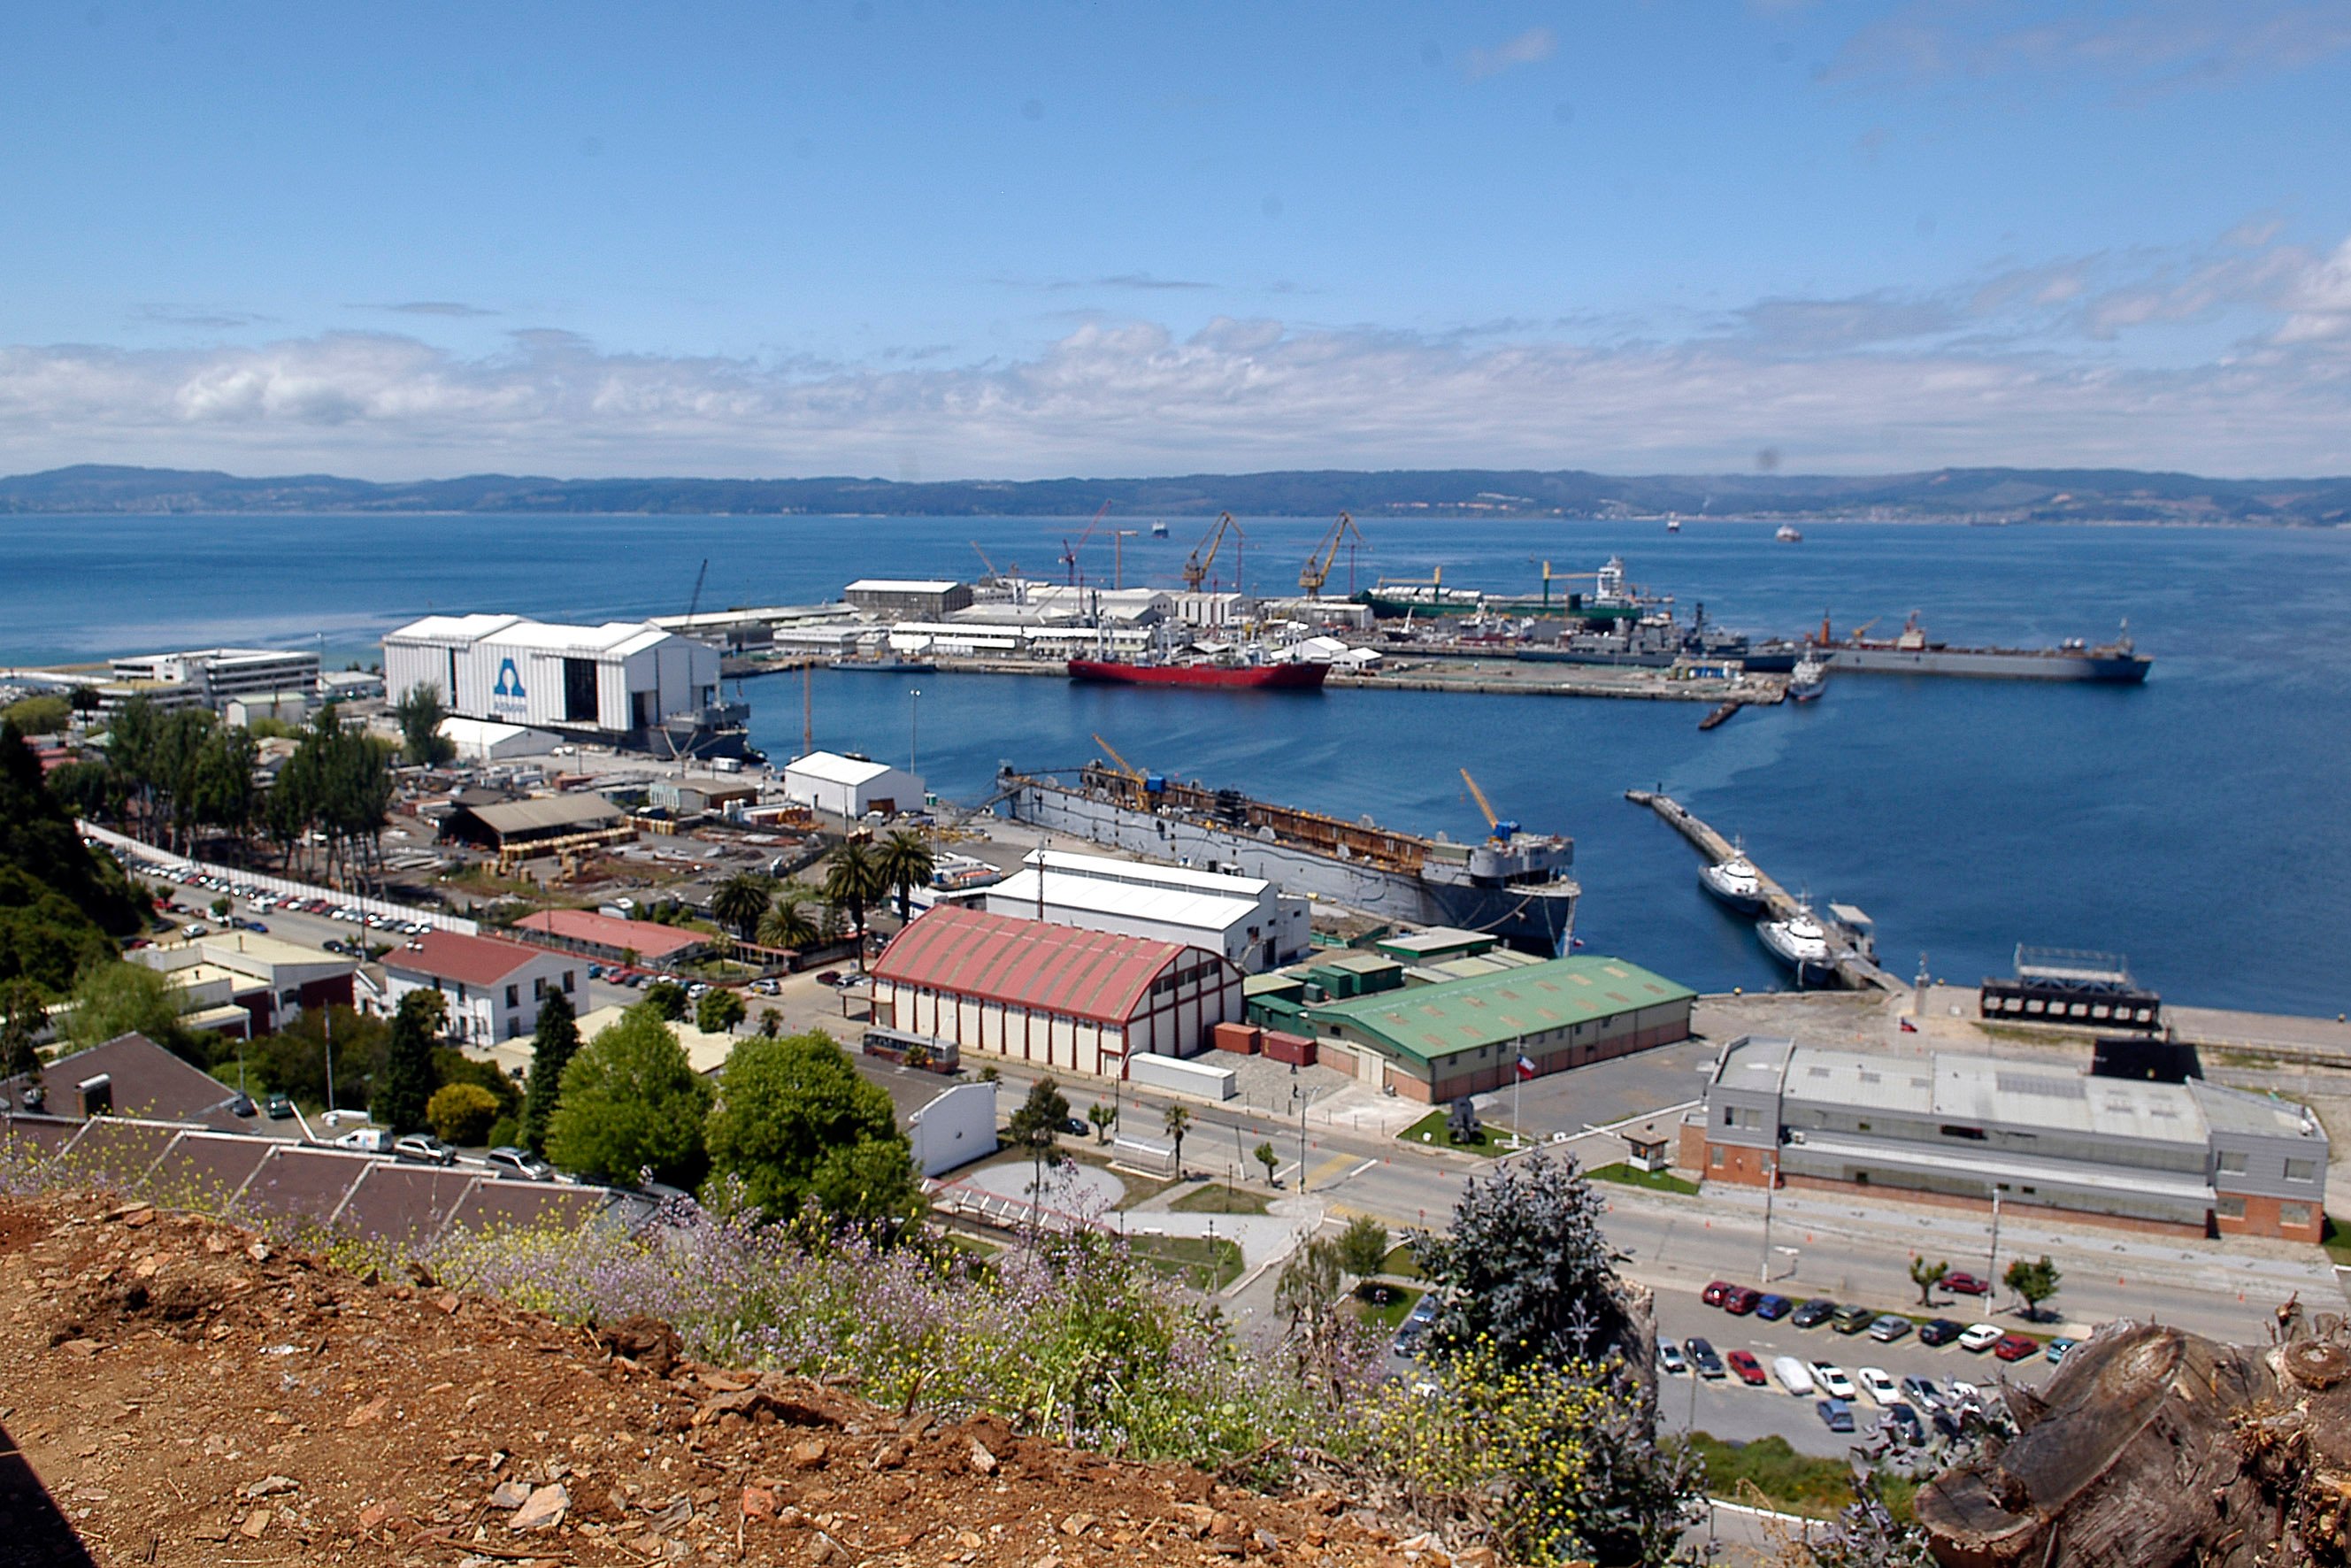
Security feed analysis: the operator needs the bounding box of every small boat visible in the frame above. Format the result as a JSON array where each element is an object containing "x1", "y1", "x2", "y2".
[
  {"x1": 1698, "y1": 699, "x2": 1742, "y2": 730},
  {"x1": 831, "y1": 657, "x2": 937, "y2": 673},
  {"x1": 1699, "y1": 855, "x2": 1766, "y2": 914},
  {"x1": 1757, "y1": 903, "x2": 1837, "y2": 988},
  {"x1": 1775, "y1": 524, "x2": 1803, "y2": 543},
  {"x1": 1787, "y1": 655, "x2": 1826, "y2": 703},
  {"x1": 1149, "y1": 519, "x2": 1170, "y2": 538},
  {"x1": 1666, "y1": 516, "x2": 1682, "y2": 534}
]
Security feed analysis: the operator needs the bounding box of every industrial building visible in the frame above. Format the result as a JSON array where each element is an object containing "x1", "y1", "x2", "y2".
[
  {"x1": 438, "y1": 716, "x2": 562, "y2": 763},
  {"x1": 437, "y1": 793, "x2": 630, "y2": 865},
  {"x1": 1688, "y1": 1035, "x2": 2329, "y2": 1242},
  {"x1": 132, "y1": 932, "x2": 357, "y2": 1036},
  {"x1": 980, "y1": 849, "x2": 1310, "y2": 973},
  {"x1": 1272, "y1": 953, "x2": 1694, "y2": 1102},
  {"x1": 378, "y1": 930, "x2": 579, "y2": 1046},
  {"x1": 844, "y1": 580, "x2": 974, "y2": 619},
  {"x1": 868, "y1": 905, "x2": 1242, "y2": 1079},
  {"x1": 513, "y1": 907, "x2": 710, "y2": 968},
  {"x1": 382, "y1": 614, "x2": 726, "y2": 751},
  {"x1": 782, "y1": 751, "x2": 922, "y2": 819}
]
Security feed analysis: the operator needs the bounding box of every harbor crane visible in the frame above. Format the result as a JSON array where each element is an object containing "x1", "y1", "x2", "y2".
[
  {"x1": 1092, "y1": 732, "x2": 1145, "y2": 781},
  {"x1": 1060, "y1": 500, "x2": 1111, "y2": 586},
  {"x1": 1182, "y1": 511, "x2": 1247, "y2": 592},
  {"x1": 685, "y1": 557, "x2": 709, "y2": 622},
  {"x1": 1459, "y1": 767, "x2": 1519, "y2": 842},
  {"x1": 1299, "y1": 511, "x2": 1367, "y2": 597},
  {"x1": 970, "y1": 541, "x2": 1019, "y2": 582}
]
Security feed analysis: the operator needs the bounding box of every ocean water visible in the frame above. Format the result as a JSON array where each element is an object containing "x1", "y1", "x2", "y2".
[{"x1": 6, "y1": 511, "x2": 2348, "y2": 1015}]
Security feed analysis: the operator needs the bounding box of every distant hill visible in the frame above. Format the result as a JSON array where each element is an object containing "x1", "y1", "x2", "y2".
[{"x1": 4, "y1": 462, "x2": 2347, "y2": 524}]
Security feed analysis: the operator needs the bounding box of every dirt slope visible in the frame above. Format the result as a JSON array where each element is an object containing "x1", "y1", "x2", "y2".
[{"x1": 0, "y1": 1193, "x2": 1434, "y2": 1568}]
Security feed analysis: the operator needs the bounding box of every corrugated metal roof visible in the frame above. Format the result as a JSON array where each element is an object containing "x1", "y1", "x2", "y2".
[
  {"x1": 872, "y1": 906, "x2": 1197, "y2": 1025},
  {"x1": 455, "y1": 794, "x2": 624, "y2": 837},
  {"x1": 1027, "y1": 849, "x2": 1270, "y2": 898},
  {"x1": 1310, "y1": 957, "x2": 1694, "y2": 1065},
  {"x1": 785, "y1": 750, "x2": 906, "y2": 787},
  {"x1": 987, "y1": 867, "x2": 1257, "y2": 935}
]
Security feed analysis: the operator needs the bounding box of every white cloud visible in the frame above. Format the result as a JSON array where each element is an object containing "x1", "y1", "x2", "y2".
[
  {"x1": 1464, "y1": 26, "x2": 1557, "y2": 82},
  {"x1": 1824, "y1": 0, "x2": 2351, "y2": 94}
]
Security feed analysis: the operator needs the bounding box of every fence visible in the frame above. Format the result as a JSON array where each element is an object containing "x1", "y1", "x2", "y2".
[{"x1": 81, "y1": 819, "x2": 480, "y2": 935}]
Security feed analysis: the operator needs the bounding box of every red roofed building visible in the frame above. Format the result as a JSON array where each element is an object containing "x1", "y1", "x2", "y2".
[
  {"x1": 379, "y1": 928, "x2": 579, "y2": 1046},
  {"x1": 514, "y1": 907, "x2": 709, "y2": 966},
  {"x1": 870, "y1": 905, "x2": 1241, "y2": 1080}
]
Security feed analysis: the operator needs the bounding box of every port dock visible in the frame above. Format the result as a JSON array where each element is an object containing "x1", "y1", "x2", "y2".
[{"x1": 1625, "y1": 788, "x2": 1899, "y2": 992}]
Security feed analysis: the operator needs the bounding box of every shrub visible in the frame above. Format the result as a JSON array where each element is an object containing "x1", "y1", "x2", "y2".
[{"x1": 427, "y1": 1082, "x2": 501, "y2": 1146}]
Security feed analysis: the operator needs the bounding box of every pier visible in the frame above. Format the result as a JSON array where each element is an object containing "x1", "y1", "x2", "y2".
[{"x1": 1625, "y1": 788, "x2": 1900, "y2": 992}]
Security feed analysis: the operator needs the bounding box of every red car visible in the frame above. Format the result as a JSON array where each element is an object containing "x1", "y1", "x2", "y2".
[
  {"x1": 1993, "y1": 1334, "x2": 2041, "y2": 1362},
  {"x1": 1942, "y1": 1272, "x2": 1991, "y2": 1296},
  {"x1": 1723, "y1": 1287, "x2": 1763, "y2": 1316},
  {"x1": 1702, "y1": 1280, "x2": 1736, "y2": 1307},
  {"x1": 1725, "y1": 1349, "x2": 1768, "y2": 1386}
]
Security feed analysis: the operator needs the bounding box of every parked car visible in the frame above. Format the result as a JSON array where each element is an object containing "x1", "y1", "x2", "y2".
[
  {"x1": 1918, "y1": 1318, "x2": 1964, "y2": 1347},
  {"x1": 1725, "y1": 1349, "x2": 1768, "y2": 1386},
  {"x1": 1656, "y1": 1341, "x2": 1689, "y2": 1376},
  {"x1": 1791, "y1": 1298, "x2": 1840, "y2": 1330},
  {"x1": 1932, "y1": 1410, "x2": 1965, "y2": 1442},
  {"x1": 331, "y1": 1126, "x2": 389, "y2": 1153},
  {"x1": 1771, "y1": 1356, "x2": 1816, "y2": 1395},
  {"x1": 486, "y1": 1146, "x2": 556, "y2": 1182},
  {"x1": 227, "y1": 1093, "x2": 257, "y2": 1118},
  {"x1": 1900, "y1": 1374, "x2": 1944, "y2": 1410},
  {"x1": 1685, "y1": 1338, "x2": 1725, "y2": 1379},
  {"x1": 1942, "y1": 1271, "x2": 1991, "y2": 1296},
  {"x1": 1856, "y1": 1366, "x2": 1901, "y2": 1405},
  {"x1": 1816, "y1": 1398, "x2": 1855, "y2": 1433},
  {"x1": 1943, "y1": 1380, "x2": 1986, "y2": 1414},
  {"x1": 1755, "y1": 1293, "x2": 1794, "y2": 1321},
  {"x1": 264, "y1": 1095, "x2": 295, "y2": 1120},
  {"x1": 1867, "y1": 1314, "x2": 1914, "y2": 1343},
  {"x1": 1881, "y1": 1402, "x2": 1925, "y2": 1444},
  {"x1": 1957, "y1": 1322, "x2": 2005, "y2": 1353},
  {"x1": 1702, "y1": 1280, "x2": 1736, "y2": 1308},
  {"x1": 1994, "y1": 1334, "x2": 2041, "y2": 1363},
  {"x1": 1723, "y1": 1287, "x2": 1763, "y2": 1316},
  {"x1": 392, "y1": 1134, "x2": 458, "y2": 1166},
  {"x1": 1832, "y1": 1303, "x2": 1876, "y2": 1335},
  {"x1": 1058, "y1": 1117, "x2": 1090, "y2": 1138},
  {"x1": 2044, "y1": 1336, "x2": 2080, "y2": 1365},
  {"x1": 1809, "y1": 1362, "x2": 1855, "y2": 1400}
]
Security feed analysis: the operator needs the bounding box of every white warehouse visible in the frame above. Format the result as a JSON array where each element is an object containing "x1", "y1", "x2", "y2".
[
  {"x1": 982, "y1": 849, "x2": 1310, "y2": 974},
  {"x1": 383, "y1": 614, "x2": 722, "y2": 749},
  {"x1": 782, "y1": 751, "x2": 924, "y2": 819}
]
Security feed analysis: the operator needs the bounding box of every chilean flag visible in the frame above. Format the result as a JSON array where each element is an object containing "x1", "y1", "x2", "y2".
[
  {"x1": 1516, "y1": 1055, "x2": 1538, "y2": 1080},
  {"x1": 1899, "y1": 1017, "x2": 1918, "y2": 1034}
]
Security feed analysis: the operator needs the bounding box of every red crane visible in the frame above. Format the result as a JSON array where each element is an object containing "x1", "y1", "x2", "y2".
[{"x1": 1060, "y1": 500, "x2": 1111, "y2": 586}]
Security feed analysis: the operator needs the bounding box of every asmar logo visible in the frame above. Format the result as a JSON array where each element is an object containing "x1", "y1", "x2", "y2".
[{"x1": 490, "y1": 657, "x2": 526, "y2": 716}]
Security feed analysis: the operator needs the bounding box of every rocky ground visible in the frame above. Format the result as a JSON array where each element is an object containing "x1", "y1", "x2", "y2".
[{"x1": 0, "y1": 1192, "x2": 1448, "y2": 1568}]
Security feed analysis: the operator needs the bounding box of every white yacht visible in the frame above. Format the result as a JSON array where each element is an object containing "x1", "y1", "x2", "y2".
[
  {"x1": 1788, "y1": 654, "x2": 1826, "y2": 702},
  {"x1": 1699, "y1": 855, "x2": 1767, "y2": 914},
  {"x1": 1757, "y1": 903, "x2": 1837, "y2": 988},
  {"x1": 1775, "y1": 523, "x2": 1803, "y2": 542}
]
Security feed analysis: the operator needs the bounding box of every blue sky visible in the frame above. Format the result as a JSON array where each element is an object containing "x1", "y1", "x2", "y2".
[{"x1": 4, "y1": 0, "x2": 2349, "y2": 478}]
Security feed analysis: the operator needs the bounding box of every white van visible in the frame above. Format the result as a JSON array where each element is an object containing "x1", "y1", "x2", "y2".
[
  {"x1": 330, "y1": 1126, "x2": 390, "y2": 1154},
  {"x1": 1771, "y1": 1356, "x2": 1817, "y2": 1396}
]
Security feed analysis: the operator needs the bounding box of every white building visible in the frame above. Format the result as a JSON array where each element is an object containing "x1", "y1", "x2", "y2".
[
  {"x1": 439, "y1": 715, "x2": 563, "y2": 763},
  {"x1": 383, "y1": 614, "x2": 721, "y2": 748},
  {"x1": 106, "y1": 648, "x2": 321, "y2": 715},
  {"x1": 782, "y1": 751, "x2": 923, "y2": 819},
  {"x1": 982, "y1": 849, "x2": 1310, "y2": 973},
  {"x1": 377, "y1": 929, "x2": 580, "y2": 1047}
]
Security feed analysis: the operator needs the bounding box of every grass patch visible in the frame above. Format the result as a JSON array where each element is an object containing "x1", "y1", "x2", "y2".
[
  {"x1": 2324, "y1": 1215, "x2": 2351, "y2": 1268},
  {"x1": 1681, "y1": 1433, "x2": 1914, "y2": 1524},
  {"x1": 1126, "y1": 1234, "x2": 1245, "y2": 1292},
  {"x1": 1396, "y1": 1108, "x2": 1527, "y2": 1158},
  {"x1": 1587, "y1": 1161, "x2": 1700, "y2": 1195},
  {"x1": 1350, "y1": 1282, "x2": 1422, "y2": 1330},
  {"x1": 1171, "y1": 1182, "x2": 1272, "y2": 1217},
  {"x1": 1380, "y1": 1242, "x2": 1425, "y2": 1280}
]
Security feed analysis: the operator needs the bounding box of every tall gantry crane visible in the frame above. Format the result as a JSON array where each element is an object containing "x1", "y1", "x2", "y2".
[
  {"x1": 1182, "y1": 511, "x2": 1247, "y2": 592},
  {"x1": 1299, "y1": 511, "x2": 1367, "y2": 597},
  {"x1": 1060, "y1": 500, "x2": 1112, "y2": 586}
]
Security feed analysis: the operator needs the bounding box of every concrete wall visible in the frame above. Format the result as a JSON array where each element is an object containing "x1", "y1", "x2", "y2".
[{"x1": 908, "y1": 1080, "x2": 997, "y2": 1178}]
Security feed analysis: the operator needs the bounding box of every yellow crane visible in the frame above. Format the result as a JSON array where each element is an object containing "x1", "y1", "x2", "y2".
[
  {"x1": 1459, "y1": 767, "x2": 1519, "y2": 842},
  {"x1": 1298, "y1": 511, "x2": 1367, "y2": 597},
  {"x1": 1182, "y1": 511, "x2": 1247, "y2": 592},
  {"x1": 1093, "y1": 732, "x2": 1145, "y2": 781}
]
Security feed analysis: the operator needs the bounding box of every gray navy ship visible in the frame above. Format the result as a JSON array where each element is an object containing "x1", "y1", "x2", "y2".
[{"x1": 1743, "y1": 613, "x2": 2150, "y2": 683}]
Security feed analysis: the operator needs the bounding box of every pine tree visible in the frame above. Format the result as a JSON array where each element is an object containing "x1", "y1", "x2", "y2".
[
  {"x1": 375, "y1": 991, "x2": 443, "y2": 1134},
  {"x1": 520, "y1": 989, "x2": 580, "y2": 1155}
]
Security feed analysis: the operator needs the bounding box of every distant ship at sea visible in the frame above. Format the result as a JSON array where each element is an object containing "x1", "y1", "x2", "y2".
[{"x1": 1746, "y1": 613, "x2": 2151, "y2": 684}]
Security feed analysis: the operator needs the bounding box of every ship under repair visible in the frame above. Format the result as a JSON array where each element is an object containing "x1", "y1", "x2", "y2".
[{"x1": 998, "y1": 763, "x2": 1580, "y2": 956}]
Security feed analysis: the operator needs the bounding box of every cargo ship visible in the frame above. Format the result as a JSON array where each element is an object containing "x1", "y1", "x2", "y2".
[
  {"x1": 1358, "y1": 556, "x2": 1658, "y2": 623},
  {"x1": 998, "y1": 763, "x2": 1579, "y2": 955},
  {"x1": 1065, "y1": 657, "x2": 1329, "y2": 690},
  {"x1": 1743, "y1": 613, "x2": 2151, "y2": 682}
]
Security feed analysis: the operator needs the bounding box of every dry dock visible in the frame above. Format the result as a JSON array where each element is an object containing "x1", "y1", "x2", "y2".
[{"x1": 1625, "y1": 788, "x2": 1900, "y2": 992}]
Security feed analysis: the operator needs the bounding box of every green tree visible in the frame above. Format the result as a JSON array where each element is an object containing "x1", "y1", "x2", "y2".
[
  {"x1": 1276, "y1": 1236, "x2": 1348, "y2": 1395},
  {"x1": 703, "y1": 1029, "x2": 917, "y2": 1227},
  {"x1": 394, "y1": 682, "x2": 457, "y2": 767},
  {"x1": 2004, "y1": 1254, "x2": 2062, "y2": 1320},
  {"x1": 821, "y1": 841, "x2": 886, "y2": 939},
  {"x1": 875, "y1": 829, "x2": 935, "y2": 922},
  {"x1": 520, "y1": 989, "x2": 580, "y2": 1155},
  {"x1": 426, "y1": 1081, "x2": 501, "y2": 1145},
  {"x1": 757, "y1": 893, "x2": 822, "y2": 952},
  {"x1": 2, "y1": 720, "x2": 142, "y2": 994},
  {"x1": 756, "y1": 1008, "x2": 782, "y2": 1037},
  {"x1": 1408, "y1": 1152, "x2": 1626, "y2": 1369},
  {"x1": 1007, "y1": 1075, "x2": 1072, "y2": 1228},
  {"x1": 375, "y1": 990, "x2": 445, "y2": 1134},
  {"x1": 545, "y1": 1005, "x2": 713, "y2": 1188},
  {"x1": 695, "y1": 988, "x2": 747, "y2": 1034},
  {"x1": 1334, "y1": 1214, "x2": 1392, "y2": 1287},
  {"x1": 2, "y1": 978, "x2": 48, "y2": 1081},
  {"x1": 63, "y1": 961, "x2": 189, "y2": 1057},
  {"x1": 711, "y1": 872, "x2": 772, "y2": 945},
  {"x1": 42, "y1": 759, "x2": 117, "y2": 820},
  {"x1": 1, "y1": 695, "x2": 70, "y2": 735},
  {"x1": 1909, "y1": 1255, "x2": 1949, "y2": 1307},
  {"x1": 1255, "y1": 1139, "x2": 1279, "y2": 1185},
  {"x1": 253, "y1": 1003, "x2": 386, "y2": 1110},
  {"x1": 1163, "y1": 1102, "x2": 1191, "y2": 1176},
  {"x1": 642, "y1": 979, "x2": 689, "y2": 1021},
  {"x1": 1087, "y1": 1102, "x2": 1117, "y2": 1144}
]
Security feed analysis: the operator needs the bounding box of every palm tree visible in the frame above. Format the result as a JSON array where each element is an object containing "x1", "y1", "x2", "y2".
[
  {"x1": 1164, "y1": 1103, "x2": 1192, "y2": 1177},
  {"x1": 757, "y1": 894, "x2": 822, "y2": 952},
  {"x1": 875, "y1": 829, "x2": 936, "y2": 923},
  {"x1": 711, "y1": 872, "x2": 772, "y2": 944},
  {"x1": 823, "y1": 841, "x2": 887, "y2": 938}
]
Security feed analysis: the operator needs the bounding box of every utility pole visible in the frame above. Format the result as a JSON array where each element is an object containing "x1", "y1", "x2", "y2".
[
  {"x1": 1759, "y1": 1150, "x2": 1778, "y2": 1285},
  {"x1": 1987, "y1": 1183, "x2": 2004, "y2": 1299},
  {"x1": 907, "y1": 688, "x2": 922, "y2": 772},
  {"x1": 324, "y1": 1003, "x2": 336, "y2": 1116},
  {"x1": 802, "y1": 662, "x2": 812, "y2": 758}
]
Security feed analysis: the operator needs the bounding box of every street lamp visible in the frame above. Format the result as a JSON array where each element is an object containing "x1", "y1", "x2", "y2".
[
  {"x1": 1290, "y1": 1066, "x2": 1310, "y2": 1193},
  {"x1": 907, "y1": 688, "x2": 922, "y2": 772}
]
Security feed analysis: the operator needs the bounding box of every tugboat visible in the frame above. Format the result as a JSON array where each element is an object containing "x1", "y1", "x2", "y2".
[
  {"x1": 1700, "y1": 853, "x2": 1767, "y2": 914},
  {"x1": 1757, "y1": 903, "x2": 1837, "y2": 988},
  {"x1": 1787, "y1": 654, "x2": 1826, "y2": 702}
]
